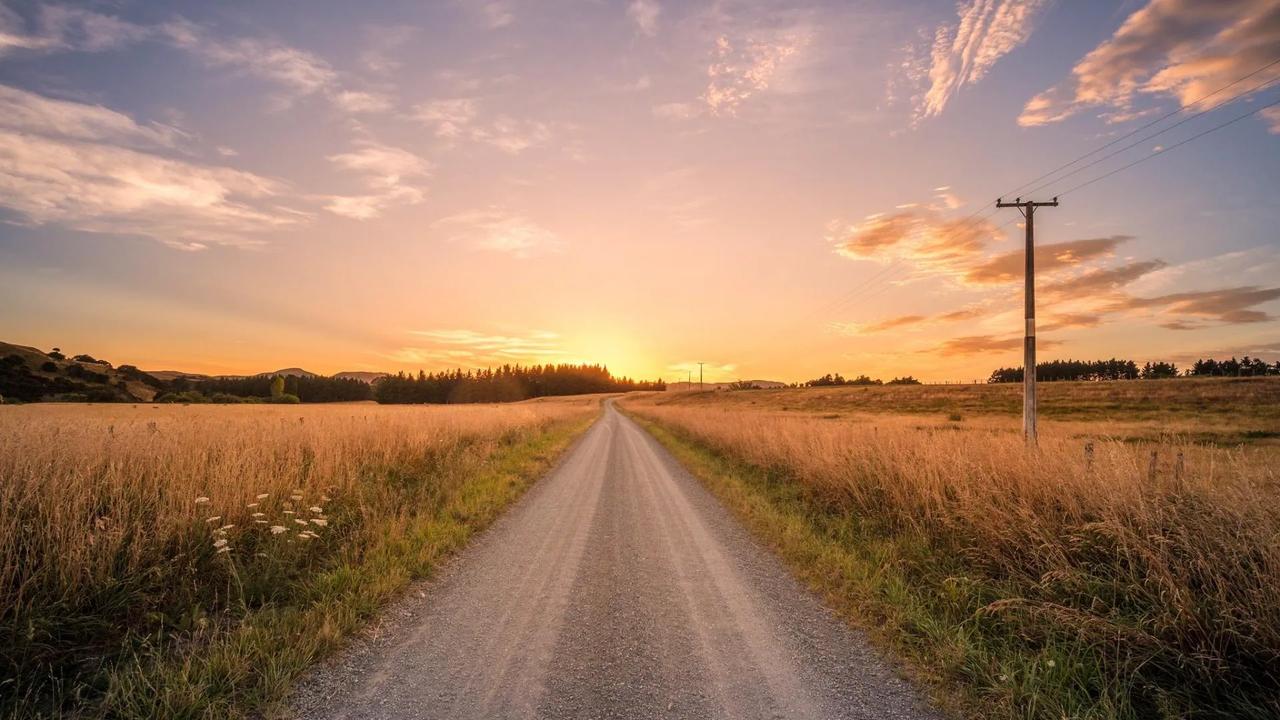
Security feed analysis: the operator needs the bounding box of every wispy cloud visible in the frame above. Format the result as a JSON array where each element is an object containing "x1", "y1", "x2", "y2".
[
  {"x1": 933, "y1": 334, "x2": 1062, "y2": 356},
  {"x1": 480, "y1": 1, "x2": 515, "y2": 29},
  {"x1": 323, "y1": 140, "x2": 430, "y2": 219},
  {"x1": 392, "y1": 328, "x2": 566, "y2": 367},
  {"x1": 1019, "y1": 0, "x2": 1280, "y2": 127},
  {"x1": 702, "y1": 32, "x2": 806, "y2": 116},
  {"x1": 628, "y1": 0, "x2": 661, "y2": 36},
  {"x1": 906, "y1": 0, "x2": 1049, "y2": 123},
  {"x1": 413, "y1": 98, "x2": 549, "y2": 153},
  {"x1": 433, "y1": 208, "x2": 562, "y2": 257},
  {"x1": 0, "y1": 84, "x2": 298, "y2": 250},
  {"x1": 963, "y1": 236, "x2": 1132, "y2": 284}
]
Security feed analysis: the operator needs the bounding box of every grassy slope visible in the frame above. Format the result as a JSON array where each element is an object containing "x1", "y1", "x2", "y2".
[
  {"x1": 627, "y1": 409, "x2": 1278, "y2": 720},
  {"x1": 7, "y1": 412, "x2": 595, "y2": 720}
]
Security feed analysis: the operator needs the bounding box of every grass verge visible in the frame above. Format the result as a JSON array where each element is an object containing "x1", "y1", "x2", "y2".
[
  {"x1": 627, "y1": 411, "x2": 1278, "y2": 720},
  {"x1": 2, "y1": 406, "x2": 594, "y2": 719}
]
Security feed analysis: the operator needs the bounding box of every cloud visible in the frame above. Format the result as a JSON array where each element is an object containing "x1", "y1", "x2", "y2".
[
  {"x1": 393, "y1": 329, "x2": 566, "y2": 367},
  {"x1": 0, "y1": 4, "x2": 147, "y2": 56},
  {"x1": 909, "y1": 0, "x2": 1049, "y2": 123},
  {"x1": 862, "y1": 314, "x2": 929, "y2": 332},
  {"x1": 1018, "y1": 0, "x2": 1280, "y2": 127},
  {"x1": 831, "y1": 209, "x2": 1001, "y2": 275},
  {"x1": 413, "y1": 98, "x2": 549, "y2": 153},
  {"x1": 433, "y1": 208, "x2": 562, "y2": 257},
  {"x1": 0, "y1": 84, "x2": 183, "y2": 147},
  {"x1": 1040, "y1": 259, "x2": 1167, "y2": 295},
  {"x1": 702, "y1": 32, "x2": 805, "y2": 116},
  {"x1": 963, "y1": 236, "x2": 1133, "y2": 284},
  {"x1": 331, "y1": 90, "x2": 393, "y2": 114},
  {"x1": 1110, "y1": 286, "x2": 1280, "y2": 327},
  {"x1": 933, "y1": 334, "x2": 1062, "y2": 356},
  {"x1": 628, "y1": 0, "x2": 661, "y2": 36},
  {"x1": 0, "y1": 134, "x2": 289, "y2": 251},
  {"x1": 415, "y1": 98, "x2": 479, "y2": 138},
  {"x1": 1263, "y1": 106, "x2": 1280, "y2": 133},
  {"x1": 323, "y1": 140, "x2": 429, "y2": 219},
  {"x1": 162, "y1": 21, "x2": 337, "y2": 98},
  {"x1": 480, "y1": 2, "x2": 514, "y2": 29},
  {"x1": 652, "y1": 102, "x2": 701, "y2": 120}
]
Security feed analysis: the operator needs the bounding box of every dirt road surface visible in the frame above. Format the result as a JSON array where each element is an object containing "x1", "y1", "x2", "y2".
[{"x1": 293, "y1": 401, "x2": 939, "y2": 719}]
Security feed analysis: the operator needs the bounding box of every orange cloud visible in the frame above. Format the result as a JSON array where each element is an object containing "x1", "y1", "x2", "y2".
[
  {"x1": 1019, "y1": 0, "x2": 1280, "y2": 127},
  {"x1": 963, "y1": 236, "x2": 1132, "y2": 284}
]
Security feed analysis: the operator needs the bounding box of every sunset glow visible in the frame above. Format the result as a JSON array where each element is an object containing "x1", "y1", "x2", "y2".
[{"x1": 1, "y1": 0, "x2": 1277, "y2": 382}]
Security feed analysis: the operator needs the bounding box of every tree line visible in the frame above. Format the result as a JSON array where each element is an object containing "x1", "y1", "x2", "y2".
[
  {"x1": 988, "y1": 356, "x2": 1280, "y2": 383},
  {"x1": 168, "y1": 374, "x2": 374, "y2": 403},
  {"x1": 375, "y1": 363, "x2": 664, "y2": 404},
  {"x1": 798, "y1": 373, "x2": 921, "y2": 387}
]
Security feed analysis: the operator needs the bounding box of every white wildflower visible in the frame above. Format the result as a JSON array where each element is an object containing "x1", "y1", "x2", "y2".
[
  {"x1": 251, "y1": 512, "x2": 265, "y2": 518},
  {"x1": 219, "y1": 524, "x2": 234, "y2": 531},
  {"x1": 269, "y1": 525, "x2": 287, "y2": 535},
  {"x1": 283, "y1": 510, "x2": 295, "y2": 515},
  {"x1": 246, "y1": 502, "x2": 259, "y2": 509},
  {"x1": 195, "y1": 496, "x2": 210, "y2": 504},
  {"x1": 213, "y1": 538, "x2": 228, "y2": 548},
  {"x1": 216, "y1": 546, "x2": 231, "y2": 554},
  {"x1": 297, "y1": 532, "x2": 312, "y2": 540},
  {"x1": 1046, "y1": 660, "x2": 1056, "y2": 668},
  {"x1": 255, "y1": 493, "x2": 269, "y2": 500},
  {"x1": 309, "y1": 506, "x2": 323, "y2": 513},
  {"x1": 294, "y1": 518, "x2": 308, "y2": 525},
  {"x1": 254, "y1": 519, "x2": 268, "y2": 524},
  {"x1": 205, "y1": 516, "x2": 221, "y2": 523},
  {"x1": 310, "y1": 518, "x2": 328, "y2": 527}
]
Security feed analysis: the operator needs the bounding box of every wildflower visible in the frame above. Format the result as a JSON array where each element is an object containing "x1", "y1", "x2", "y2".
[
  {"x1": 195, "y1": 496, "x2": 210, "y2": 504},
  {"x1": 297, "y1": 532, "x2": 313, "y2": 540},
  {"x1": 1046, "y1": 660, "x2": 1056, "y2": 668},
  {"x1": 246, "y1": 502, "x2": 259, "y2": 509},
  {"x1": 283, "y1": 510, "x2": 295, "y2": 515},
  {"x1": 255, "y1": 493, "x2": 269, "y2": 500},
  {"x1": 309, "y1": 506, "x2": 323, "y2": 513},
  {"x1": 294, "y1": 519, "x2": 308, "y2": 526},
  {"x1": 310, "y1": 518, "x2": 328, "y2": 527},
  {"x1": 213, "y1": 538, "x2": 228, "y2": 548},
  {"x1": 998, "y1": 674, "x2": 1008, "y2": 682},
  {"x1": 254, "y1": 519, "x2": 268, "y2": 524},
  {"x1": 321, "y1": 495, "x2": 331, "y2": 502},
  {"x1": 216, "y1": 546, "x2": 231, "y2": 554},
  {"x1": 270, "y1": 525, "x2": 286, "y2": 535},
  {"x1": 205, "y1": 516, "x2": 222, "y2": 523},
  {"x1": 220, "y1": 524, "x2": 235, "y2": 531},
  {"x1": 256, "y1": 552, "x2": 268, "y2": 558},
  {"x1": 290, "y1": 494, "x2": 303, "y2": 501},
  {"x1": 251, "y1": 512, "x2": 265, "y2": 518}
]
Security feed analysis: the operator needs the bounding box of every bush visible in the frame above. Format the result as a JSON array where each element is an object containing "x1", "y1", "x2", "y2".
[
  {"x1": 267, "y1": 393, "x2": 301, "y2": 404},
  {"x1": 40, "y1": 361, "x2": 57, "y2": 372}
]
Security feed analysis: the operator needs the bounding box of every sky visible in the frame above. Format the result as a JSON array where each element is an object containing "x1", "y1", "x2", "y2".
[{"x1": 0, "y1": 0, "x2": 1278, "y2": 383}]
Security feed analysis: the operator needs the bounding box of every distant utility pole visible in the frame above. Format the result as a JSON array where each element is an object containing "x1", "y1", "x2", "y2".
[
  {"x1": 698, "y1": 362, "x2": 704, "y2": 391},
  {"x1": 687, "y1": 370, "x2": 692, "y2": 389},
  {"x1": 996, "y1": 196, "x2": 1059, "y2": 446}
]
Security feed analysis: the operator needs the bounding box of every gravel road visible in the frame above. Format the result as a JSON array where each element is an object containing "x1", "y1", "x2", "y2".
[{"x1": 292, "y1": 401, "x2": 941, "y2": 719}]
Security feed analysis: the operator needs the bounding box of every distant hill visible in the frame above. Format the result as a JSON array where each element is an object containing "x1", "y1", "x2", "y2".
[
  {"x1": 334, "y1": 371, "x2": 389, "y2": 383},
  {"x1": 259, "y1": 367, "x2": 317, "y2": 378},
  {"x1": 666, "y1": 380, "x2": 787, "y2": 391},
  {"x1": 0, "y1": 341, "x2": 166, "y2": 402}
]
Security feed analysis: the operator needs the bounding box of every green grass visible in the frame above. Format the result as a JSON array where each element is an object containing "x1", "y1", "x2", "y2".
[
  {"x1": 629, "y1": 413, "x2": 1277, "y2": 720},
  {"x1": 4, "y1": 414, "x2": 593, "y2": 720}
]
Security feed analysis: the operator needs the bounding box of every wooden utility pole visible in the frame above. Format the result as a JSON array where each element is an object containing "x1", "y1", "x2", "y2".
[
  {"x1": 697, "y1": 362, "x2": 704, "y2": 391},
  {"x1": 996, "y1": 196, "x2": 1058, "y2": 446}
]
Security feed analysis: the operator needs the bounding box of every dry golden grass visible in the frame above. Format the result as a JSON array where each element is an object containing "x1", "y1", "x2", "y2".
[
  {"x1": 623, "y1": 393, "x2": 1280, "y2": 718},
  {"x1": 0, "y1": 399, "x2": 597, "y2": 717},
  {"x1": 654, "y1": 377, "x2": 1280, "y2": 445}
]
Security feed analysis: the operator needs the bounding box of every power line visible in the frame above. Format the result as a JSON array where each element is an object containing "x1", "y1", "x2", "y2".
[
  {"x1": 1022, "y1": 75, "x2": 1280, "y2": 198},
  {"x1": 1007, "y1": 56, "x2": 1280, "y2": 197},
  {"x1": 1059, "y1": 94, "x2": 1280, "y2": 198}
]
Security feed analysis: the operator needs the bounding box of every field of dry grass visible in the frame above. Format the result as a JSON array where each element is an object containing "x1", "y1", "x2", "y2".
[
  {"x1": 0, "y1": 399, "x2": 598, "y2": 718},
  {"x1": 658, "y1": 377, "x2": 1280, "y2": 445},
  {"x1": 622, "y1": 382, "x2": 1280, "y2": 719}
]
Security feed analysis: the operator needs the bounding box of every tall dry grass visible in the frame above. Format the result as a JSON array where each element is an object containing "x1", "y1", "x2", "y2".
[
  {"x1": 0, "y1": 400, "x2": 594, "y2": 716},
  {"x1": 625, "y1": 401, "x2": 1280, "y2": 718}
]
